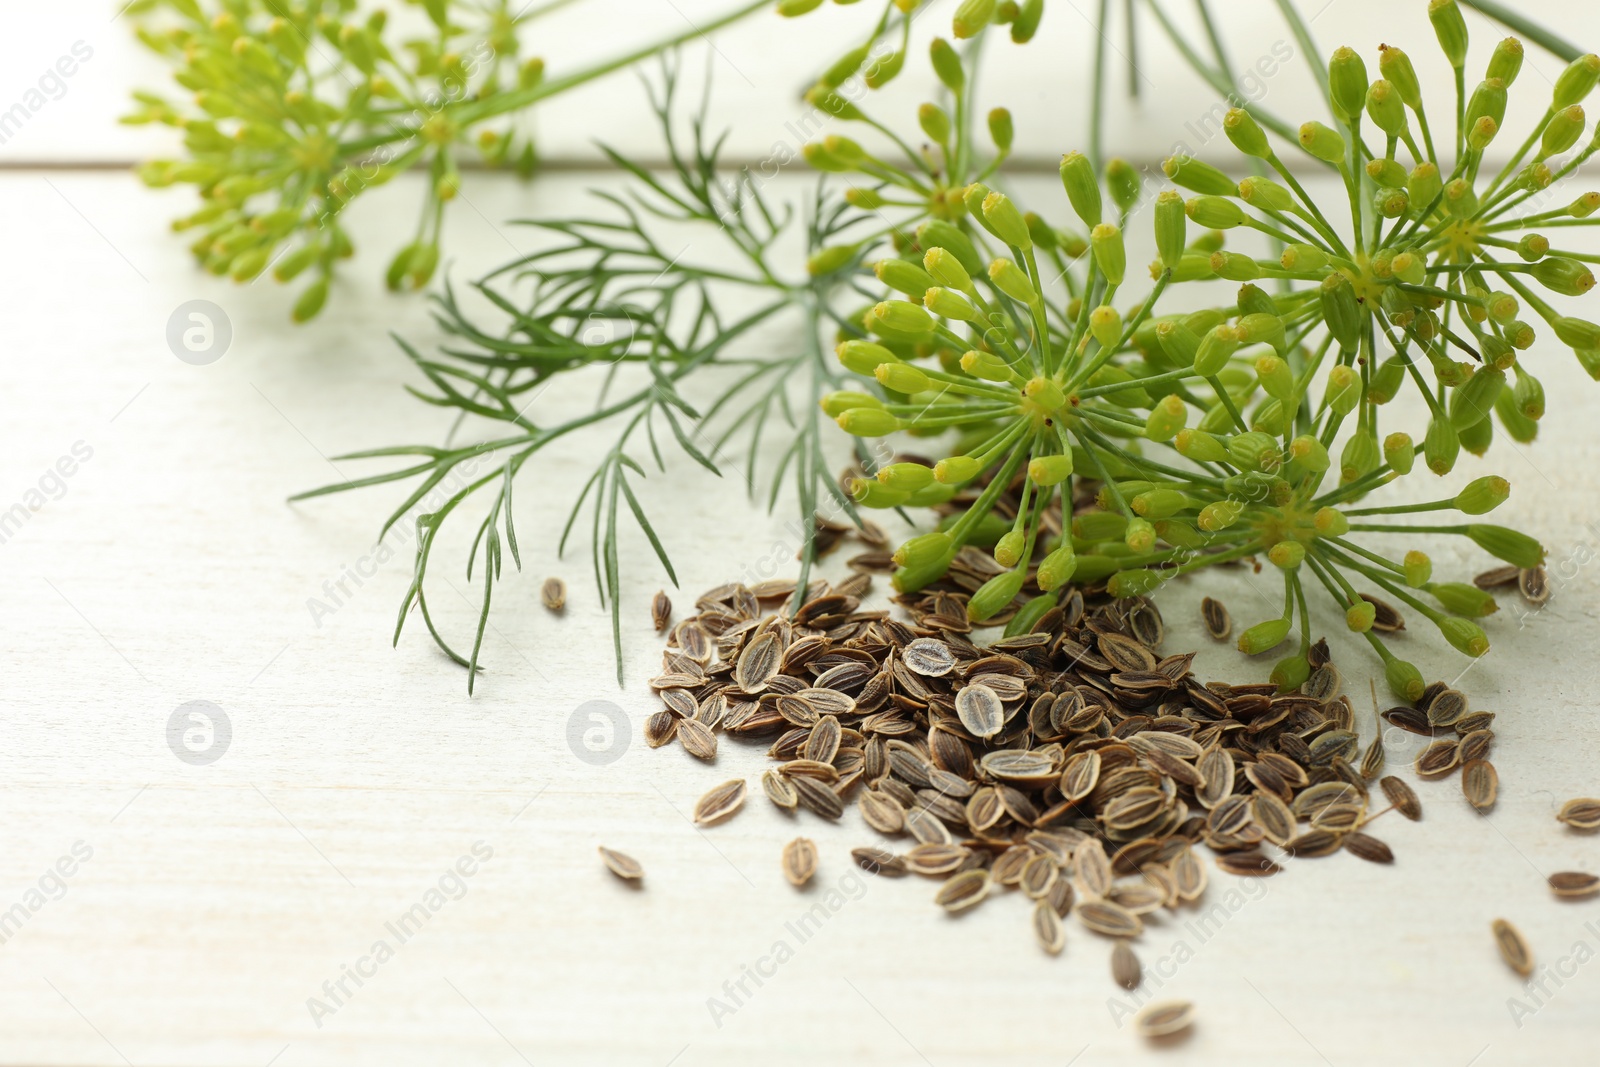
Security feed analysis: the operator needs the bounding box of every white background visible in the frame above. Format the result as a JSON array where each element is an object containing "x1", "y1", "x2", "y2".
[{"x1": 3, "y1": 2, "x2": 1600, "y2": 1065}]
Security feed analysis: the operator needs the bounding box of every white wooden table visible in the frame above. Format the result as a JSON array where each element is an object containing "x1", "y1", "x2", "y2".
[{"x1": 5, "y1": 3, "x2": 1600, "y2": 1064}]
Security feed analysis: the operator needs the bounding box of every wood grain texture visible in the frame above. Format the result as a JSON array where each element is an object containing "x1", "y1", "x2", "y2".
[{"x1": 3, "y1": 160, "x2": 1600, "y2": 1066}]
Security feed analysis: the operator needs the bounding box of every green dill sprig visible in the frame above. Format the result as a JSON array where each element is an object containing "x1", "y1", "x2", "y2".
[{"x1": 122, "y1": 0, "x2": 766, "y2": 321}]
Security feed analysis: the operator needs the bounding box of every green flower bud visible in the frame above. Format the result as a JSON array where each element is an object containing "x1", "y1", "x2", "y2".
[
  {"x1": 1281, "y1": 243, "x2": 1329, "y2": 272},
  {"x1": 894, "y1": 532, "x2": 955, "y2": 571},
  {"x1": 1028, "y1": 453, "x2": 1074, "y2": 486},
  {"x1": 987, "y1": 107, "x2": 1014, "y2": 152},
  {"x1": 982, "y1": 191, "x2": 1032, "y2": 249},
  {"x1": 1197, "y1": 499, "x2": 1244, "y2": 532},
  {"x1": 1073, "y1": 511, "x2": 1127, "y2": 542},
  {"x1": 923, "y1": 247, "x2": 973, "y2": 293},
  {"x1": 1187, "y1": 196, "x2": 1245, "y2": 229},
  {"x1": 1512, "y1": 369, "x2": 1545, "y2": 420},
  {"x1": 837, "y1": 408, "x2": 901, "y2": 437},
  {"x1": 1329, "y1": 47, "x2": 1369, "y2": 123},
  {"x1": 1438, "y1": 617, "x2": 1489, "y2": 657},
  {"x1": 918, "y1": 103, "x2": 952, "y2": 143},
  {"x1": 1025, "y1": 213, "x2": 1059, "y2": 251},
  {"x1": 1238, "y1": 617, "x2": 1292, "y2": 655},
  {"x1": 1154, "y1": 191, "x2": 1187, "y2": 270},
  {"x1": 1193, "y1": 324, "x2": 1242, "y2": 376},
  {"x1": 808, "y1": 244, "x2": 859, "y2": 276},
  {"x1": 1164, "y1": 252, "x2": 1218, "y2": 282},
  {"x1": 1090, "y1": 305, "x2": 1122, "y2": 350},
  {"x1": 1553, "y1": 53, "x2": 1600, "y2": 110},
  {"x1": 1385, "y1": 656, "x2": 1425, "y2": 702},
  {"x1": 1228, "y1": 430, "x2": 1281, "y2": 473},
  {"x1": 1340, "y1": 430, "x2": 1379, "y2": 484},
  {"x1": 876, "y1": 361, "x2": 932, "y2": 394},
  {"x1": 1488, "y1": 36, "x2": 1524, "y2": 85},
  {"x1": 1106, "y1": 568, "x2": 1170, "y2": 598},
  {"x1": 875, "y1": 463, "x2": 936, "y2": 494},
  {"x1": 837, "y1": 340, "x2": 901, "y2": 376},
  {"x1": 1036, "y1": 544, "x2": 1078, "y2": 591},
  {"x1": 1124, "y1": 518, "x2": 1156, "y2": 553},
  {"x1": 1090, "y1": 223, "x2": 1125, "y2": 285},
  {"x1": 292, "y1": 278, "x2": 329, "y2": 323},
  {"x1": 1129, "y1": 488, "x2": 1187, "y2": 520},
  {"x1": 1106, "y1": 158, "x2": 1141, "y2": 214},
  {"x1": 1405, "y1": 550, "x2": 1433, "y2": 587},
  {"x1": 1325, "y1": 364, "x2": 1361, "y2": 415},
  {"x1": 1424, "y1": 416, "x2": 1460, "y2": 475},
  {"x1": 851, "y1": 477, "x2": 910, "y2": 508},
  {"x1": 1161, "y1": 155, "x2": 1238, "y2": 196},
  {"x1": 1458, "y1": 410, "x2": 1494, "y2": 457},
  {"x1": 1175, "y1": 428, "x2": 1229, "y2": 464},
  {"x1": 1570, "y1": 191, "x2": 1600, "y2": 218},
  {"x1": 1369, "y1": 356, "x2": 1407, "y2": 405},
  {"x1": 1321, "y1": 274, "x2": 1362, "y2": 353},
  {"x1": 1379, "y1": 44, "x2": 1423, "y2": 108},
  {"x1": 1408, "y1": 162, "x2": 1443, "y2": 210},
  {"x1": 1429, "y1": 0, "x2": 1469, "y2": 68},
  {"x1": 1450, "y1": 366, "x2": 1505, "y2": 429},
  {"x1": 1210, "y1": 252, "x2": 1261, "y2": 282},
  {"x1": 967, "y1": 567, "x2": 1025, "y2": 622},
  {"x1": 875, "y1": 259, "x2": 936, "y2": 298},
  {"x1": 1554, "y1": 316, "x2": 1600, "y2": 349},
  {"x1": 1290, "y1": 435, "x2": 1331, "y2": 472},
  {"x1": 1025, "y1": 376, "x2": 1068, "y2": 410},
  {"x1": 935, "y1": 455, "x2": 983, "y2": 484},
  {"x1": 1059, "y1": 150, "x2": 1102, "y2": 228},
  {"x1": 1299, "y1": 121, "x2": 1347, "y2": 163},
  {"x1": 1367, "y1": 157, "x2": 1409, "y2": 188},
  {"x1": 1224, "y1": 108, "x2": 1272, "y2": 158},
  {"x1": 1542, "y1": 105, "x2": 1586, "y2": 159},
  {"x1": 870, "y1": 299, "x2": 935, "y2": 337},
  {"x1": 1144, "y1": 394, "x2": 1188, "y2": 442},
  {"x1": 1532, "y1": 256, "x2": 1597, "y2": 296},
  {"x1": 952, "y1": 0, "x2": 996, "y2": 38},
  {"x1": 777, "y1": 0, "x2": 825, "y2": 14},
  {"x1": 1516, "y1": 234, "x2": 1549, "y2": 263},
  {"x1": 1271, "y1": 654, "x2": 1312, "y2": 694},
  {"x1": 1429, "y1": 581, "x2": 1498, "y2": 618},
  {"x1": 988, "y1": 258, "x2": 1038, "y2": 303},
  {"x1": 1268, "y1": 540, "x2": 1306, "y2": 570},
  {"x1": 1467, "y1": 116, "x2": 1498, "y2": 153},
  {"x1": 1239, "y1": 176, "x2": 1295, "y2": 213},
  {"x1": 930, "y1": 38, "x2": 965, "y2": 91},
  {"x1": 864, "y1": 49, "x2": 906, "y2": 89},
  {"x1": 1366, "y1": 79, "x2": 1407, "y2": 135},
  {"x1": 960, "y1": 350, "x2": 1014, "y2": 382},
  {"x1": 1347, "y1": 600, "x2": 1377, "y2": 633},
  {"x1": 1011, "y1": 0, "x2": 1045, "y2": 42},
  {"x1": 1444, "y1": 177, "x2": 1478, "y2": 218},
  {"x1": 820, "y1": 391, "x2": 882, "y2": 417},
  {"x1": 1310, "y1": 507, "x2": 1348, "y2": 537},
  {"x1": 1467, "y1": 524, "x2": 1545, "y2": 568},
  {"x1": 993, "y1": 529, "x2": 1025, "y2": 567},
  {"x1": 917, "y1": 220, "x2": 983, "y2": 277},
  {"x1": 1466, "y1": 78, "x2": 1508, "y2": 132},
  {"x1": 1496, "y1": 389, "x2": 1539, "y2": 443},
  {"x1": 1254, "y1": 353, "x2": 1295, "y2": 402},
  {"x1": 1575, "y1": 347, "x2": 1600, "y2": 380}
]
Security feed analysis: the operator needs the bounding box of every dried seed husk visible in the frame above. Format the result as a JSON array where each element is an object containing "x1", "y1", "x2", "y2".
[
  {"x1": 1380, "y1": 776, "x2": 1423, "y2": 821},
  {"x1": 1492, "y1": 918, "x2": 1534, "y2": 977},
  {"x1": 1196, "y1": 748, "x2": 1235, "y2": 809},
  {"x1": 1519, "y1": 565, "x2": 1550, "y2": 606},
  {"x1": 1251, "y1": 793, "x2": 1296, "y2": 846},
  {"x1": 1360, "y1": 733, "x2": 1385, "y2": 780},
  {"x1": 1458, "y1": 728, "x2": 1493, "y2": 764},
  {"x1": 782, "y1": 837, "x2": 818, "y2": 887},
  {"x1": 651, "y1": 590, "x2": 672, "y2": 632},
  {"x1": 1077, "y1": 899, "x2": 1144, "y2": 938},
  {"x1": 1455, "y1": 711, "x2": 1495, "y2": 736},
  {"x1": 1200, "y1": 597, "x2": 1232, "y2": 640},
  {"x1": 1304, "y1": 663, "x2": 1341, "y2": 701},
  {"x1": 956, "y1": 683, "x2": 1006, "y2": 739},
  {"x1": 1033, "y1": 900, "x2": 1066, "y2": 954},
  {"x1": 1172, "y1": 847, "x2": 1208, "y2": 901},
  {"x1": 1549, "y1": 871, "x2": 1600, "y2": 898},
  {"x1": 598, "y1": 846, "x2": 643, "y2": 881},
  {"x1": 677, "y1": 718, "x2": 718, "y2": 761},
  {"x1": 804, "y1": 716, "x2": 843, "y2": 764},
  {"x1": 1111, "y1": 941, "x2": 1142, "y2": 990},
  {"x1": 1343, "y1": 831, "x2": 1394, "y2": 864},
  {"x1": 1462, "y1": 759, "x2": 1498, "y2": 812},
  {"x1": 935, "y1": 869, "x2": 990, "y2": 912},
  {"x1": 1135, "y1": 1000, "x2": 1195, "y2": 1039},
  {"x1": 852, "y1": 846, "x2": 907, "y2": 877},
  {"x1": 1060, "y1": 750, "x2": 1102, "y2": 802},
  {"x1": 693, "y1": 779, "x2": 746, "y2": 825},
  {"x1": 1415, "y1": 739, "x2": 1461, "y2": 779},
  {"x1": 1424, "y1": 688, "x2": 1467, "y2": 728},
  {"x1": 1474, "y1": 565, "x2": 1520, "y2": 590},
  {"x1": 1558, "y1": 798, "x2": 1600, "y2": 831},
  {"x1": 541, "y1": 577, "x2": 566, "y2": 612}
]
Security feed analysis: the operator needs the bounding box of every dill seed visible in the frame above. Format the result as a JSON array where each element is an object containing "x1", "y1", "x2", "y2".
[
  {"x1": 934, "y1": 869, "x2": 990, "y2": 912},
  {"x1": 1077, "y1": 899, "x2": 1143, "y2": 938},
  {"x1": 762, "y1": 769, "x2": 798, "y2": 811},
  {"x1": 693, "y1": 779, "x2": 746, "y2": 825},
  {"x1": 1519, "y1": 565, "x2": 1550, "y2": 606},
  {"x1": 1033, "y1": 900, "x2": 1066, "y2": 954},
  {"x1": 1135, "y1": 1000, "x2": 1195, "y2": 1040},
  {"x1": 903, "y1": 637, "x2": 956, "y2": 676},
  {"x1": 955, "y1": 682, "x2": 1005, "y2": 738},
  {"x1": 1548, "y1": 872, "x2": 1600, "y2": 899},
  {"x1": 1200, "y1": 597, "x2": 1232, "y2": 640},
  {"x1": 598, "y1": 847, "x2": 643, "y2": 881},
  {"x1": 677, "y1": 718, "x2": 718, "y2": 761},
  {"x1": 651, "y1": 590, "x2": 672, "y2": 632},
  {"x1": 1492, "y1": 918, "x2": 1534, "y2": 977},
  {"x1": 782, "y1": 837, "x2": 818, "y2": 887},
  {"x1": 1359, "y1": 593, "x2": 1406, "y2": 632},
  {"x1": 1462, "y1": 759, "x2": 1499, "y2": 812},
  {"x1": 1473, "y1": 565, "x2": 1521, "y2": 590},
  {"x1": 1111, "y1": 941, "x2": 1142, "y2": 990},
  {"x1": 541, "y1": 577, "x2": 566, "y2": 612},
  {"x1": 1558, "y1": 798, "x2": 1600, "y2": 831},
  {"x1": 1344, "y1": 832, "x2": 1394, "y2": 864},
  {"x1": 852, "y1": 846, "x2": 907, "y2": 877},
  {"x1": 1415, "y1": 739, "x2": 1461, "y2": 779},
  {"x1": 1380, "y1": 776, "x2": 1423, "y2": 821}
]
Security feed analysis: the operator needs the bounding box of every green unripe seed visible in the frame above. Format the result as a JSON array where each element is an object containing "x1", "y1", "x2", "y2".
[
  {"x1": 935, "y1": 455, "x2": 982, "y2": 484},
  {"x1": 1379, "y1": 44, "x2": 1423, "y2": 108},
  {"x1": 1036, "y1": 545, "x2": 1078, "y2": 591},
  {"x1": 875, "y1": 259, "x2": 936, "y2": 297},
  {"x1": 820, "y1": 391, "x2": 883, "y2": 417},
  {"x1": 1428, "y1": 0, "x2": 1469, "y2": 69},
  {"x1": 1290, "y1": 435, "x2": 1331, "y2": 473},
  {"x1": 1424, "y1": 416, "x2": 1460, "y2": 475},
  {"x1": 1439, "y1": 617, "x2": 1490, "y2": 657},
  {"x1": 1404, "y1": 550, "x2": 1433, "y2": 587},
  {"x1": 1268, "y1": 540, "x2": 1306, "y2": 569},
  {"x1": 1366, "y1": 79, "x2": 1407, "y2": 135},
  {"x1": 1428, "y1": 581, "x2": 1498, "y2": 617},
  {"x1": 1106, "y1": 157, "x2": 1141, "y2": 213},
  {"x1": 1175, "y1": 428, "x2": 1229, "y2": 464},
  {"x1": 988, "y1": 258, "x2": 1039, "y2": 304},
  {"x1": 837, "y1": 408, "x2": 901, "y2": 437},
  {"x1": 1238, "y1": 617, "x2": 1292, "y2": 656},
  {"x1": 1467, "y1": 524, "x2": 1545, "y2": 568},
  {"x1": 1059, "y1": 150, "x2": 1102, "y2": 228},
  {"x1": 1223, "y1": 108, "x2": 1272, "y2": 158},
  {"x1": 1186, "y1": 195, "x2": 1245, "y2": 229},
  {"x1": 1162, "y1": 155, "x2": 1238, "y2": 196},
  {"x1": 1450, "y1": 366, "x2": 1505, "y2": 429},
  {"x1": 1340, "y1": 430, "x2": 1379, "y2": 485},
  {"x1": 1239, "y1": 176, "x2": 1295, "y2": 213},
  {"x1": 1144, "y1": 394, "x2": 1188, "y2": 442},
  {"x1": 1553, "y1": 53, "x2": 1600, "y2": 111},
  {"x1": 1298, "y1": 121, "x2": 1347, "y2": 164},
  {"x1": 1028, "y1": 453, "x2": 1074, "y2": 486},
  {"x1": 1347, "y1": 600, "x2": 1377, "y2": 633},
  {"x1": 967, "y1": 568, "x2": 1025, "y2": 622},
  {"x1": 1106, "y1": 568, "x2": 1169, "y2": 598},
  {"x1": 837, "y1": 339, "x2": 901, "y2": 375},
  {"x1": 1329, "y1": 47, "x2": 1369, "y2": 122},
  {"x1": 1154, "y1": 191, "x2": 1187, "y2": 270},
  {"x1": 1124, "y1": 518, "x2": 1156, "y2": 553},
  {"x1": 1385, "y1": 657, "x2": 1425, "y2": 702},
  {"x1": 923, "y1": 247, "x2": 973, "y2": 292},
  {"x1": 1090, "y1": 223, "x2": 1126, "y2": 285}
]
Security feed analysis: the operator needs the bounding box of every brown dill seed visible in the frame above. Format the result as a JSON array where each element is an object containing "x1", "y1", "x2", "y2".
[
  {"x1": 643, "y1": 710, "x2": 679, "y2": 749},
  {"x1": 934, "y1": 869, "x2": 990, "y2": 912},
  {"x1": 1077, "y1": 899, "x2": 1143, "y2": 938},
  {"x1": 1380, "y1": 776, "x2": 1423, "y2": 821},
  {"x1": 1200, "y1": 597, "x2": 1231, "y2": 640},
  {"x1": 734, "y1": 632, "x2": 781, "y2": 693},
  {"x1": 651, "y1": 590, "x2": 672, "y2": 632},
  {"x1": 1519, "y1": 565, "x2": 1550, "y2": 606},
  {"x1": 1462, "y1": 759, "x2": 1499, "y2": 812},
  {"x1": 851, "y1": 847, "x2": 907, "y2": 877},
  {"x1": 1549, "y1": 872, "x2": 1600, "y2": 899},
  {"x1": 541, "y1": 577, "x2": 566, "y2": 612},
  {"x1": 1359, "y1": 593, "x2": 1406, "y2": 632},
  {"x1": 859, "y1": 790, "x2": 906, "y2": 834},
  {"x1": 955, "y1": 682, "x2": 1005, "y2": 739},
  {"x1": 1111, "y1": 941, "x2": 1142, "y2": 990},
  {"x1": 1344, "y1": 832, "x2": 1395, "y2": 864},
  {"x1": 762, "y1": 769, "x2": 798, "y2": 811},
  {"x1": 598, "y1": 847, "x2": 643, "y2": 881},
  {"x1": 1558, "y1": 798, "x2": 1600, "y2": 831},
  {"x1": 1415, "y1": 739, "x2": 1461, "y2": 779},
  {"x1": 1474, "y1": 565, "x2": 1521, "y2": 590},
  {"x1": 1492, "y1": 919, "x2": 1534, "y2": 977},
  {"x1": 1032, "y1": 900, "x2": 1066, "y2": 954},
  {"x1": 693, "y1": 779, "x2": 746, "y2": 825},
  {"x1": 902, "y1": 637, "x2": 956, "y2": 676},
  {"x1": 782, "y1": 837, "x2": 818, "y2": 887},
  {"x1": 677, "y1": 718, "x2": 718, "y2": 761},
  {"x1": 1136, "y1": 1000, "x2": 1195, "y2": 1040}
]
